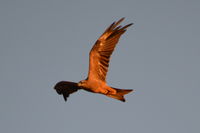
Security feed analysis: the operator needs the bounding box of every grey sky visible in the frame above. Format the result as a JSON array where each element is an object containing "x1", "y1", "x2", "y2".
[{"x1": 0, "y1": 0, "x2": 200, "y2": 133}]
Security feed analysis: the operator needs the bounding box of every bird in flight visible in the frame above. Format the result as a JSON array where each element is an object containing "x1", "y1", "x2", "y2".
[{"x1": 54, "y1": 18, "x2": 133, "y2": 102}]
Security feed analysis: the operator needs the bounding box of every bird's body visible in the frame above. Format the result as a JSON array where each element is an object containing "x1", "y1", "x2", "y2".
[
  {"x1": 78, "y1": 79, "x2": 115, "y2": 94},
  {"x1": 54, "y1": 18, "x2": 133, "y2": 102}
]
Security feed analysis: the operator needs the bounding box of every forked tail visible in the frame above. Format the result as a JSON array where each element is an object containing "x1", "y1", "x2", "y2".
[{"x1": 106, "y1": 88, "x2": 133, "y2": 102}]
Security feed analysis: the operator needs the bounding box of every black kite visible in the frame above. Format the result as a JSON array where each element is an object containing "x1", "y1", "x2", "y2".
[{"x1": 54, "y1": 18, "x2": 133, "y2": 102}]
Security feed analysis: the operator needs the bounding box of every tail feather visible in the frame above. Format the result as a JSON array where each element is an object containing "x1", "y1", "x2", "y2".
[{"x1": 106, "y1": 88, "x2": 133, "y2": 102}]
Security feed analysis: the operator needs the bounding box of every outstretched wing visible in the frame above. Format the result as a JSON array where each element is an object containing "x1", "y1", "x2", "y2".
[
  {"x1": 54, "y1": 81, "x2": 81, "y2": 101},
  {"x1": 88, "y1": 18, "x2": 133, "y2": 81}
]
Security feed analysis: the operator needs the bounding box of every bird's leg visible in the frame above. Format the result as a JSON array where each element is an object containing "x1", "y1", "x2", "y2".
[
  {"x1": 106, "y1": 87, "x2": 117, "y2": 95},
  {"x1": 97, "y1": 87, "x2": 116, "y2": 95},
  {"x1": 99, "y1": 89, "x2": 108, "y2": 95}
]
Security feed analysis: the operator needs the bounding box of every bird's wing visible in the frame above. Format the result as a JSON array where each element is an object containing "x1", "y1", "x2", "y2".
[
  {"x1": 88, "y1": 18, "x2": 133, "y2": 81},
  {"x1": 54, "y1": 81, "x2": 81, "y2": 101}
]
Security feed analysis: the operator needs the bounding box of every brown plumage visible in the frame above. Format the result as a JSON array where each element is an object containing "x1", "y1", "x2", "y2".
[{"x1": 54, "y1": 18, "x2": 133, "y2": 102}]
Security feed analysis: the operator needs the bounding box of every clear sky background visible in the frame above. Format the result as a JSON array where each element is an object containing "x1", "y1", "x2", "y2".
[{"x1": 0, "y1": 0, "x2": 200, "y2": 133}]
